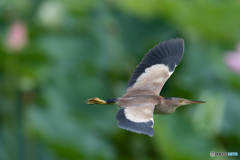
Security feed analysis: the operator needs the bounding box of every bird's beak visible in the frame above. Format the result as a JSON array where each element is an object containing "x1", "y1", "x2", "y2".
[{"x1": 185, "y1": 100, "x2": 206, "y2": 104}]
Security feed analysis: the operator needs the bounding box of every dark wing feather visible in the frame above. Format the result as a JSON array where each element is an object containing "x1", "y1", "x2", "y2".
[
  {"x1": 126, "y1": 38, "x2": 184, "y2": 95},
  {"x1": 116, "y1": 103, "x2": 155, "y2": 137}
]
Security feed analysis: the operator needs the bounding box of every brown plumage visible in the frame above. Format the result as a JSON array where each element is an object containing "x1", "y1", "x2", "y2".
[{"x1": 86, "y1": 38, "x2": 205, "y2": 137}]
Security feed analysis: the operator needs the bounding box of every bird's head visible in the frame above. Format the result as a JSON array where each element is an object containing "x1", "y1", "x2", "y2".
[{"x1": 164, "y1": 97, "x2": 206, "y2": 107}]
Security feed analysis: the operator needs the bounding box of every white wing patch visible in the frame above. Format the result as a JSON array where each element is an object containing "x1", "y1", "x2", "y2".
[
  {"x1": 134, "y1": 64, "x2": 169, "y2": 88},
  {"x1": 128, "y1": 64, "x2": 172, "y2": 95},
  {"x1": 124, "y1": 104, "x2": 154, "y2": 123}
]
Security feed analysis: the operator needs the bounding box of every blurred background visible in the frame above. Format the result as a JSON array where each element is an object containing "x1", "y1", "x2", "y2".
[{"x1": 0, "y1": 0, "x2": 240, "y2": 160}]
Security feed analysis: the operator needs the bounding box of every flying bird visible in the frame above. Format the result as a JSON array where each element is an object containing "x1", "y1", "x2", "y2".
[{"x1": 86, "y1": 38, "x2": 205, "y2": 137}]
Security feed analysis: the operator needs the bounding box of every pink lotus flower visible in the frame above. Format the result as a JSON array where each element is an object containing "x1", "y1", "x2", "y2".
[
  {"x1": 5, "y1": 21, "x2": 28, "y2": 52},
  {"x1": 225, "y1": 43, "x2": 240, "y2": 73}
]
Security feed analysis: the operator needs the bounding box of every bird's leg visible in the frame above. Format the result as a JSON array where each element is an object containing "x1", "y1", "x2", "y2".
[{"x1": 86, "y1": 97, "x2": 107, "y2": 105}]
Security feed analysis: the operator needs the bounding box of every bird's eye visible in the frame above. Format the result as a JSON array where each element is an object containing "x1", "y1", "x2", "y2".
[{"x1": 179, "y1": 100, "x2": 183, "y2": 103}]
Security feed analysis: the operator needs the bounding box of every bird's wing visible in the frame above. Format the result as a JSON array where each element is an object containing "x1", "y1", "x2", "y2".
[
  {"x1": 116, "y1": 103, "x2": 155, "y2": 137},
  {"x1": 126, "y1": 38, "x2": 184, "y2": 95}
]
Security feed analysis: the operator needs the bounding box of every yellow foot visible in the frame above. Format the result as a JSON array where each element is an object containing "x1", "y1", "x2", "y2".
[{"x1": 86, "y1": 97, "x2": 106, "y2": 105}]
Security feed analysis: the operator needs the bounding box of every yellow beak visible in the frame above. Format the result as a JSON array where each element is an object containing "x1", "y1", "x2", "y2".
[{"x1": 186, "y1": 100, "x2": 206, "y2": 104}]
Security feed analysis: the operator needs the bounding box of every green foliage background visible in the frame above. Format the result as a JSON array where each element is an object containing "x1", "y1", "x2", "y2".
[{"x1": 0, "y1": 0, "x2": 240, "y2": 160}]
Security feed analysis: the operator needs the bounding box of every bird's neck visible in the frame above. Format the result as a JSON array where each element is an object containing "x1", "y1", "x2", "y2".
[{"x1": 154, "y1": 97, "x2": 178, "y2": 115}]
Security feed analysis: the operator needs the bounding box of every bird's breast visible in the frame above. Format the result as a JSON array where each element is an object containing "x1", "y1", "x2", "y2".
[{"x1": 154, "y1": 104, "x2": 176, "y2": 115}]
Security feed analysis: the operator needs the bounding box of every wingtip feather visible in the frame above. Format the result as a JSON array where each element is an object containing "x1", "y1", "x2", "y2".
[{"x1": 116, "y1": 108, "x2": 154, "y2": 137}]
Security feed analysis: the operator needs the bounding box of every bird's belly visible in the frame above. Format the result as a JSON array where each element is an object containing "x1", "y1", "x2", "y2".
[{"x1": 154, "y1": 104, "x2": 176, "y2": 115}]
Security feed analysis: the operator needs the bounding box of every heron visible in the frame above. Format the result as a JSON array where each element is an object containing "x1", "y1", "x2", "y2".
[{"x1": 86, "y1": 38, "x2": 205, "y2": 137}]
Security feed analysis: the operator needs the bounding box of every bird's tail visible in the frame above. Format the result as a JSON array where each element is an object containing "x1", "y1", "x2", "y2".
[{"x1": 86, "y1": 97, "x2": 118, "y2": 105}]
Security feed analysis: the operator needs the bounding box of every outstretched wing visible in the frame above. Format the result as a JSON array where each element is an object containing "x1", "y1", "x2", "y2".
[
  {"x1": 126, "y1": 38, "x2": 184, "y2": 95},
  {"x1": 116, "y1": 103, "x2": 155, "y2": 137}
]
